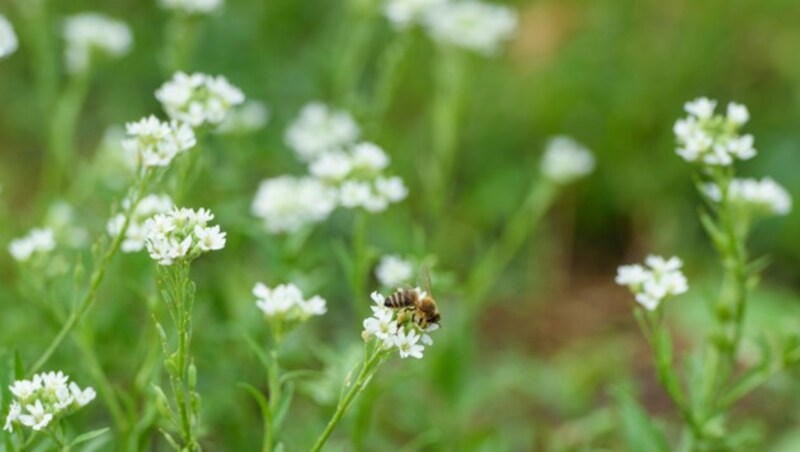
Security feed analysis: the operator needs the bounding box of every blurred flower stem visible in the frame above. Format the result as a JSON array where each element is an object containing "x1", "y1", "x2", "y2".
[
  {"x1": 366, "y1": 30, "x2": 412, "y2": 132},
  {"x1": 310, "y1": 341, "x2": 388, "y2": 452},
  {"x1": 163, "y1": 13, "x2": 198, "y2": 73},
  {"x1": 427, "y1": 46, "x2": 467, "y2": 219},
  {"x1": 45, "y1": 70, "x2": 92, "y2": 193},
  {"x1": 334, "y1": 0, "x2": 378, "y2": 107},
  {"x1": 28, "y1": 170, "x2": 155, "y2": 376},
  {"x1": 14, "y1": 0, "x2": 57, "y2": 118},
  {"x1": 153, "y1": 261, "x2": 202, "y2": 451},
  {"x1": 349, "y1": 211, "x2": 371, "y2": 319}
]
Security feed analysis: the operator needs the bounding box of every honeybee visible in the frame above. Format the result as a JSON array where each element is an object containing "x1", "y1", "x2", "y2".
[{"x1": 384, "y1": 266, "x2": 441, "y2": 329}]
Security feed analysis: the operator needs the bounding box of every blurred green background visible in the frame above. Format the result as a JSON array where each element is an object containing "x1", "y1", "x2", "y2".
[{"x1": 2, "y1": 0, "x2": 800, "y2": 450}]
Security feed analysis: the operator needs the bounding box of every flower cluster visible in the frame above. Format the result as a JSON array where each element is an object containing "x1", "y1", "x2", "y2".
[
  {"x1": 311, "y1": 142, "x2": 408, "y2": 212},
  {"x1": 4, "y1": 371, "x2": 95, "y2": 432},
  {"x1": 121, "y1": 115, "x2": 197, "y2": 168},
  {"x1": 424, "y1": 1, "x2": 518, "y2": 55},
  {"x1": 156, "y1": 72, "x2": 245, "y2": 127},
  {"x1": 159, "y1": 0, "x2": 223, "y2": 14},
  {"x1": 8, "y1": 228, "x2": 56, "y2": 262},
  {"x1": 363, "y1": 291, "x2": 437, "y2": 359},
  {"x1": 284, "y1": 102, "x2": 360, "y2": 162},
  {"x1": 383, "y1": 0, "x2": 447, "y2": 29},
  {"x1": 539, "y1": 136, "x2": 596, "y2": 184},
  {"x1": 375, "y1": 255, "x2": 414, "y2": 288},
  {"x1": 704, "y1": 177, "x2": 792, "y2": 217},
  {"x1": 253, "y1": 282, "x2": 327, "y2": 321},
  {"x1": 143, "y1": 207, "x2": 226, "y2": 265},
  {"x1": 107, "y1": 194, "x2": 174, "y2": 252},
  {"x1": 674, "y1": 98, "x2": 756, "y2": 166},
  {"x1": 0, "y1": 14, "x2": 18, "y2": 59},
  {"x1": 62, "y1": 13, "x2": 132, "y2": 73},
  {"x1": 251, "y1": 176, "x2": 338, "y2": 234},
  {"x1": 616, "y1": 255, "x2": 689, "y2": 311}
]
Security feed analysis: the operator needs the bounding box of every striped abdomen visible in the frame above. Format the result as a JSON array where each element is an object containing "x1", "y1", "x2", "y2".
[{"x1": 384, "y1": 288, "x2": 418, "y2": 309}]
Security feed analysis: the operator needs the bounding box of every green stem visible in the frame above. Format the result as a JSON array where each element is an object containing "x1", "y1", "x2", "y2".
[
  {"x1": 74, "y1": 329, "x2": 129, "y2": 436},
  {"x1": 366, "y1": 30, "x2": 412, "y2": 132},
  {"x1": 310, "y1": 348, "x2": 383, "y2": 452},
  {"x1": 334, "y1": 0, "x2": 379, "y2": 107},
  {"x1": 28, "y1": 171, "x2": 154, "y2": 376},
  {"x1": 14, "y1": 0, "x2": 58, "y2": 119},
  {"x1": 163, "y1": 13, "x2": 197, "y2": 73},
  {"x1": 45, "y1": 70, "x2": 92, "y2": 193},
  {"x1": 264, "y1": 349, "x2": 280, "y2": 452},
  {"x1": 350, "y1": 212, "x2": 369, "y2": 318}
]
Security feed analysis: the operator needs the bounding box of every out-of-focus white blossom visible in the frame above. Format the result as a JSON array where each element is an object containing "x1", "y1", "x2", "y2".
[
  {"x1": 616, "y1": 255, "x2": 689, "y2": 311},
  {"x1": 383, "y1": 0, "x2": 447, "y2": 29},
  {"x1": 376, "y1": 255, "x2": 414, "y2": 287},
  {"x1": 674, "y1": 98, "x2": 756, "y2": 166},
  {"x1": 143, "y1": 207, "x2": 226, "y2": 265},
  {"x1": 254, "y1": 282, "x2": 327, "y2": 321},
  {"x1": 159, "y1": 0, "x2": 223, "y2": 14},
  {"x1": 251, "y1": 176, "x2": 337, "y2": 234},
  {"x1": 704, "y1": 177, "x2": 792, "y2": 217},
  {"x1": 0, "y1": 15, "x2": 18, "y2": 59},
  {"x1": 285, "y1": 102, "x2": 360, "y2": 162},
  {"x1": 362, "y1": 290, "x2": 437, "y2": 359},
  {"x1": 108, "y1": 194, "x2": 174, "y2": 252},
  {"x1": 63, "y1": 13, "x2": 132, "y2": 73},
  {"x1": 156, "y1": 72, "x2": 245, "y2": 127},
  {"x1": 540, "y1": 136, "x2": 595, "y2": 184},
  {"x1": 122, "y1": 115, "x2": 197, "y2": 168},
  {"x1": 9, "y1": 228, "x2": 56, "y2": 262},
  {"x1": 424, "y1": 1, "x2": 518, "y2": 55},
  {"x1": 3, "y1": 371, "x2": 95, "y2": 433},
  {"x1": 217, "y1": 100, "x2": 270, "y2": 134}
]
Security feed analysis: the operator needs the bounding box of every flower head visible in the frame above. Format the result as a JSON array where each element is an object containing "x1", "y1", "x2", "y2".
[
  {"x1": 143, "y1": 207, "x2": 226, "y2": 265},
  {"x1": 285, "y1": 102, "x2": 360, "y2": 162},
  {"x1": 674, "y1": 98, "x2": 756, "y2": 166},
  {"x1": 704, "y1": 177, "x2": 791, "y2": 217},
  {"x1": 540, "y1": 136, "x2": 595, "y2": 184},
  {"x1": 362, "y1": 289, "x2": 439, "y2": 359},
  {"x1": 3, "y1": 371, "x2": 94, "y2": 433},
  {"x1": 62, "y1": 13, "x2": 132, "y2": 73},
  {"x1": 159, "y1": 0, "x2": 223, "y2": 14},
  {"x1": 424, "y1": 1, "x2": 518, "y2": 55},
  {"x1": 375, "y1": 255, "x2": 414, "y2": 288},
  {"x1": 156, "y1": 72, "x2": 245, "y2": 127},
  {"x1": 9, "y1": 228, "x2": 56, "y2": 262},
  {"x1": 254, "y1": 282, "x2": 327, "y2": 322},
  {"x1": 122, "y1": 115, "x2": 197, "y2": 168},
  {"x1": 0, "y1": 15, "x2": 18, "y2": 59},
  {"x1": 383, "y1": 0, "x2": 447, "y2": 29},
  {"x1": 107, "y1": 194, "x2": 174, "y2": 252},
  {"x1": 251, "y1": 176, "x2": 337, "y2": 234},
  {"x1": 616, "y1": 255, "x2": 689, "y2": 311}
]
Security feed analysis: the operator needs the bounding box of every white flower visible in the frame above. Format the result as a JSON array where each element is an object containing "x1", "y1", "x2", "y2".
[
  {"x1": 63, "y1": 13, "x2": 132, "y2": 73},
  {"x1": 383, "y1": 0, "x2": 447, "y2": 29},
  {"x1": 108, "y1": 194, "x2": 174, "y2": 253},
  {"x1": 251, "y1": 176, "x2": 338, "y2": 234},
  {"x1": 375, "y1": 176, "x2": 408, "y2": 202},
  {"x1": 3, "y1": 401, "x2": 20, "y2": 432},
  {"x1": 143, "y1": 207, "x2": 225, "y2": 265},
  {"x1": 351, "y1": 142, "x2": 390, "y2": 172},
  {"x1": 9, "y1": 379, "x2": 41, "y2": 401},
  {"x1": 122, "y1": 116, "x2": 196, "y2": 168},
  {"x1": 705, "y1": 177, "x2": 792, "y2": 216},
  {"x1": 424, "y1": 1, "x2": 518, "y2": 55},
  {"x1": 674, "y1": 98, "x2": 756, "y2": 166},
  {"x1": 394, "y1": 329, "x2": 424, "y2": 359},
  {"x1": 339, "y1": 180, "x2": 373, "y2": 208},
  {"x1": 193, "y1": 225, "x2": 226, "y2": 251},
  {"x1": 727, "y1": 102, "x2": 749, "y2": 125},
  {"x1": 540, "y1": 136, "x2": 595, "y2": 184},
  {"x1": 8, "y1": 228, "x2": 56, "y2": 262},
  {"x1": 285, "y1": 102, "x2": 360, "y2": 162},
  {"x1": 363, "y1": 305, "x2": 399, "y2": 348},
  {"x1": 254, "y1": 282, "x2": 327, "y2": 321},
  {"x1": 217, "y1": 100, "x2": 270, "y2": 134},
  {"x1": 376, "y1": 255, "x2": 414, "y2": 287},
  {"x1": 69, "y1": 383, "x2": 96, "y2": 407},
  {"x1": 0, "y1": 15, "x2": 18, "y2": 59},
  {"x1": 18, "y1": 401, "x2": 52, "y2": 431},
  {"x1": 309, "y1": 150, "x2": 354, "y2": 181},
  {"x1": 616, "y1": 255, "x2": 688, "y2": 311},
  {"x1": 156, "y1": 72, "x2": 245, "y2": 127},
  {"x1": 159, "y1": 0, "x2": 223, "y2": 14}
]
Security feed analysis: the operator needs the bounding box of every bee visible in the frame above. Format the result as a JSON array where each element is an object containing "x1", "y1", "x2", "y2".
[{"x1": 384, "y1": 266, "x2": 441, "y2": 329}]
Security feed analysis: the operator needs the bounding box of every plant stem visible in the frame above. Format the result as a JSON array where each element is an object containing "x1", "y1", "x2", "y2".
[
  {"x1": 366, "y1": 30, "x2": 412, "y2": 132},
  {"x1": 334, "y1": 0, "x2": 378, "y2": 107},
  {"x1": 28, "y1": 171, "x2": 153, "y2": 376},
  {"x1": 310, "y1": 347, "x2": 383, "y2": 452},
  {"x1": 163, "y1": 13, "x2": 197, "y2": 73},
  {"x1": 350, "y1": 212, "x2": 369, "y2": 318}
]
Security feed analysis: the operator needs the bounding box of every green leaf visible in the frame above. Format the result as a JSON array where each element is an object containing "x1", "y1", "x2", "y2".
[
  {"x1": 243, "y1": 334, "x2": 272, "y2": 374},
  {"x1": 238, "y1": 382, "x2": 271, "y2": 423},
  {"x1": 613, "y1": 387, "x2": 670, "y2": 452},
  {"x1": 70, "y1": 428, "x2": 110, "y2": 447},
  {"x1": 274, "y1": 381, "x2": 295, "y2": 431}
]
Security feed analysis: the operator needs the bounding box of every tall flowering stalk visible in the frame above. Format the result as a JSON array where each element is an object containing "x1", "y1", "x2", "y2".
[
  {"x1": 616, "y1": 99, "x2": 798, "y2": 449},
  {"x1": 144, "y1": 207, "x2": 226, "y2": 451},
  {"x1": 310, "y1": 290, "x2": 438, "y2": 451}
]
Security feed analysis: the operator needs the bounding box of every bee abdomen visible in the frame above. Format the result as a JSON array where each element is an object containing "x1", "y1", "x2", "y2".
[{"x1": 384, "y1": 290, "x2": 415, "y2": 308}]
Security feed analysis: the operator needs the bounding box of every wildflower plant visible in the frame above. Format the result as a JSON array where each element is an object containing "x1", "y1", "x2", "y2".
[
  {"x1": 615, "y1": 99, "x2": 799, "y2": 449},
  {"x1": 156, "y1": 72, "x2": 245, "y2": 128}
]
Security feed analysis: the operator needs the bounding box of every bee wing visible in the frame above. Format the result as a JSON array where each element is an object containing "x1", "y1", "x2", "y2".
[{"x1": 417, "y1": 264, "x2": 433, "y2": 297}]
